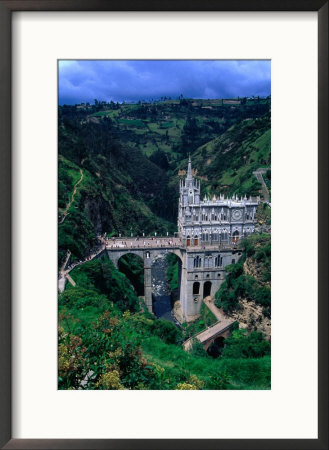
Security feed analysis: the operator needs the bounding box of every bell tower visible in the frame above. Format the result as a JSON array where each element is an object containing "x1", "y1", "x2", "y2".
[{"x1": 179, "y1": 155, "x2": 200, "y2": 207}]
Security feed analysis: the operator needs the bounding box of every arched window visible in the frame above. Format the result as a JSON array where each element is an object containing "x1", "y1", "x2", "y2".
[
  {"x1": 146, "y1": 251, "x2": 150, "y2": 259},
  {"x1": 194, "y1": 235, "x2": 199, "y2": 246},
  {"x1": 194, "y1": 256, "x2": 202, "y2": 268},
  {"x1": 215, "y1": 255, "x2": 221, "y2": 267},
  {"x1": 186, "y1": 235, "x2": 191, "y2": 246},
  {"x1": 193, "y1": 282, "x2": 200, "y2": 295}
]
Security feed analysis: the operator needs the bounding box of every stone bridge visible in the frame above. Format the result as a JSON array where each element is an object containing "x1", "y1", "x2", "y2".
[
  {"x1": 183, "y1": 297, "x2": 237, "y2": 351},
  {"x1": 183, "y1": 320, "x2": 236, "y2": 351},
  {"x1": 106, "y1": 236, "x2": 243, "y2": 322},
  {"x1": 106, "y1": 237, "x2": 183, "y2": 313}
]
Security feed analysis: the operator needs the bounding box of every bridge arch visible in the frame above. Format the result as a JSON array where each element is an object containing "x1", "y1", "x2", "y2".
[
  {"x1": 150, "y1": 251, "x2": 183, "y2": 319},
  {"x1": 107, "y1": 246, "x2": 184, "y2": 314},
  {"x1": 147, "y1": 249, "x2": 183, "y2": 265},
  {"x1": 207, "y1": 336, "x2": 226, "y2": 358}
]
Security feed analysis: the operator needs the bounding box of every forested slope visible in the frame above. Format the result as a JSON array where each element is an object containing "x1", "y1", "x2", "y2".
[{"x1": 59, "y1": 98, "x2": 270, "y2": 263}]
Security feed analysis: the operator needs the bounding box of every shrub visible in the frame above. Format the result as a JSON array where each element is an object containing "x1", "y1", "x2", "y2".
[
  {"x1": 189, "y1": 338, "x2": 209, "y2": 358},
  {"x1": 222, "y1": 329, "x2": 270, "y2": 359},
  {"x1": 152, "y1": 319, "x2": 183, "y2": 345}
]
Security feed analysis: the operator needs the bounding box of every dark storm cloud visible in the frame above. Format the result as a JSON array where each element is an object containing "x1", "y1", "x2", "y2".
[{"x1": 58, "y1": 60, "x2": 271, "y2": 105}]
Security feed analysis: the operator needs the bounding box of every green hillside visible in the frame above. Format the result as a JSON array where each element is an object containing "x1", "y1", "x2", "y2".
[
  {"x1": 58, "y1": 98, "x2": 270, "y2": 262},
  {"x1": 58, "y1": 98, "x2": 271, "y2": 390},
  {"x1": 176, "y1": 115, "x2": 270, "y2": 198}
]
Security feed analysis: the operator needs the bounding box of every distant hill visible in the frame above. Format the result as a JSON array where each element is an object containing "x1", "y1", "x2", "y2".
[{"x1": 176, "y1": 112, "x2": 271, "y2": 198}]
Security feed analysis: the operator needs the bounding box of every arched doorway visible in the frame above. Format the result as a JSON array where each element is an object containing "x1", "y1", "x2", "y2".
[
  {"x1": 203, "y1": 281, "x2": 212, "y2": 298},
  {"x1": 232, "y1": 230, "x2": 239, "y2": 243},
  {"x1": 186, "y1": 235, "x2": 191, "y2": 246}
]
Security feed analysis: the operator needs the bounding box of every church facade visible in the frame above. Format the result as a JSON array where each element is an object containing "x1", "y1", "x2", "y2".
[
  {"x1": 176, "y1": 157, "x2": 260, "y2": 320},
  {"x1": 178, "y1": 156, "x2": 259, "y2": 247}
]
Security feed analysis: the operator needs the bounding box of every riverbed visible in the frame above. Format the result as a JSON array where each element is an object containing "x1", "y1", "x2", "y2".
[{"x1": 151, "y1": 254, "x2": 178, "y2": 325}]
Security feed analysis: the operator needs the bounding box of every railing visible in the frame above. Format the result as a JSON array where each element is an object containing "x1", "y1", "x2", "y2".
[
  {"x1": 105, "y1": 236, "x2": 244, "y2": 251},
  {"x1": 186, "y1": 240, "x2": 243, "y2": 251},
  {"x1": 106, "y1": 237, "x2": 182, "y2": 250}
]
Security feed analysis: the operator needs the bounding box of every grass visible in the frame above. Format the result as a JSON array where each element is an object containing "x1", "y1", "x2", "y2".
[
  {"x1": 90, "y1": 110, "x2": 120, "y2": 119},
  {"x1": 58, "y1": 157, "x2": 83, "y2": 210},
  {"x1": 159, "y1": 121, "x2": 174, "y2": 129},
  {"x1": 142, "y1": 336, "x2": 270, "y2": 389},
  {"x1": 147, "y1": 122, "x2": 166, "y2": 134},
  {"x1": 220, "y1": 170, "x2": 236, "y2": 186},
  {"x1": 67, "y1": 168, "x2": 81, "y2": 186},
  {"x1": 118, "y1": 118, "x2": 146, "y2": 128}
]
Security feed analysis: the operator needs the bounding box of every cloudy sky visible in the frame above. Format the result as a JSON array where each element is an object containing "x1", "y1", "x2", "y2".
[{"x1": 58, "y1": 60, "x2": 271, "y2": 105}]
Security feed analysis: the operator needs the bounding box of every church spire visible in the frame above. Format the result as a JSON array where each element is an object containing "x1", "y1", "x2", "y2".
[{"x1": 187, "y1": 154, "x2": 193, "y2": 180}]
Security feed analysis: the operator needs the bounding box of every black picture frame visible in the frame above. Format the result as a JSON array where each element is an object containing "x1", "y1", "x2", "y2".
[{"x1": 0, "y1": 1, "x2": 327, "y2": 449}]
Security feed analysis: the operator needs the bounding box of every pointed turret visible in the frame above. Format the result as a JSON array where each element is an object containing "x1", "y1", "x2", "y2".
[
  {"x1": 187, "y1": 154, "x2": 193, "y2": 180},
  {"x1": 180, "y1": 154, "x2": 200, "y2": 206}
]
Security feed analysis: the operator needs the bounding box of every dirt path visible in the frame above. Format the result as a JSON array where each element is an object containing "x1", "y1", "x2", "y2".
[
  {"x1": 203, "y1": 296, "x2": 227, "y2": 321},
  {"x1": 253, "y1": 168, "x2": 270, "y2": 203},
  {"x1": 59, "y1": 168, "x2": 83, "y2": 224}
]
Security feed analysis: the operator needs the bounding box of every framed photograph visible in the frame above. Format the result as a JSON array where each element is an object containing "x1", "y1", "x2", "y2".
[{"x1": 0, "y1": 1, "x2": 327, "y2": 449}]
